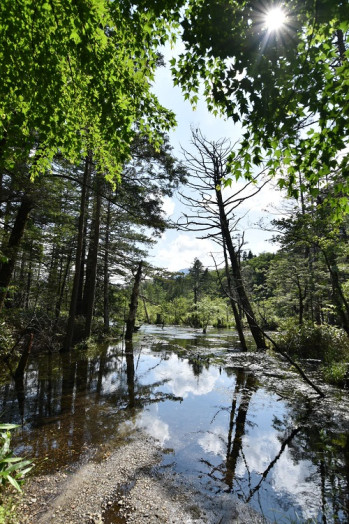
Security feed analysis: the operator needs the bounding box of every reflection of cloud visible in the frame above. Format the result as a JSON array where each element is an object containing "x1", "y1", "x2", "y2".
[
  {"x1": 238, "y1": 431, "x2": 320, "y2": 520},
  {"x1": 154, "y1": 355, "x2": 219, "y2": 398},
  {"x1": 137, "y1": 411, "x2": 170, "y2": 446},
  {"x1": 198, "y1": 426, "x2": 226, "y2": 457}
]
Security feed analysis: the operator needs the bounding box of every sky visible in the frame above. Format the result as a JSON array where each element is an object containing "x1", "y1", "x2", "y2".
[{"x1": 147, "y1": 44, "x2": 284, "y2": 273}]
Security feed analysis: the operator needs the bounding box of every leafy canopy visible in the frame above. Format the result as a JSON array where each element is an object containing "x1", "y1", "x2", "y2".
[
  {"x1": 0, "y1": 0, "x2": 183, "y2": 180},
  {"x1": 171, "y1": 0, "x2": 349, "y2": 212}
]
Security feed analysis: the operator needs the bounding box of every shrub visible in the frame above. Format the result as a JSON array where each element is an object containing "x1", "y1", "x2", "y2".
[
  {"x1": 277, "y1": 320, "x2": 349, "y2": 363},
  {"x1": 322, "y1": 362, "x2": 348, "y2": 387},
  {"x1": 277, "y1": 320, "x2": 349, "y2": 387}
]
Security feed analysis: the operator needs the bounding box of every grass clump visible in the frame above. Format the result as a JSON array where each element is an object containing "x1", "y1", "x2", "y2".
[{"x1": 0, "y1": 498, "x2": 18, "y2": 524}]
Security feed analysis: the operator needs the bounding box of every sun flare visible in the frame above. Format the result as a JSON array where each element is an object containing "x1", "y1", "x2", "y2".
[{"x1": 264, "y1": 6, "x2": 287, "y2": 31}]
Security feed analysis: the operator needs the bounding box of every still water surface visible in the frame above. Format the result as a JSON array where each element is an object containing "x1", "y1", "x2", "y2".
[{"x1": 1, "y1": 325, "x2": 348, "y2": 523}]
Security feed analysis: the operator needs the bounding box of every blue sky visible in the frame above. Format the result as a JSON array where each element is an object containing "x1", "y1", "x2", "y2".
[{"x1": 147, "y1": 45, "x2": 283, "y2": 272}]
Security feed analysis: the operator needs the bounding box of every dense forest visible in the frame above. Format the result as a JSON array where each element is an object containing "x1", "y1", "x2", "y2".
[{"x1": 0, "y1": 1, "x2": 348, "y2": 522}]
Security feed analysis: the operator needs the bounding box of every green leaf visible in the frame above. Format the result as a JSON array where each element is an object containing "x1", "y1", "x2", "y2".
[
  {"x1": 7, "y1": 474, "x2": 22, "y2": 493},
  {"x1": 0, "y1": 424, "x2": 18, "y2": 431}
]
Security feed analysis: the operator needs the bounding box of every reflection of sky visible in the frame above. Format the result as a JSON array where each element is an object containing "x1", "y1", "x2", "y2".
[
  {"x1": 99, "y1": 347, "x2": 327, "y2": 522},
  {"x1": 236, "y1": 431, "x2": 320, "y2": 521},
  {"x1": 4, "y1": 331, "x2": 347, "y2": 523},
  {"x1": 135, "y1": 348, "x2": 325, "y2": 524},
  {"x1": 198, "y1": 426, "x2": 226, "y2": 457},
  {"x1": 152, "y1": 354, "x2": 220, "y2": 398},
  {"x1": 194, "y1": 389, "x2": 321, "y2": 522},
  {"x1": 137, "y1": 407, "x2": 170, "y2": 446},
  {"x1": 6, "y1": 326, "x2": 346, "y2": 524}
]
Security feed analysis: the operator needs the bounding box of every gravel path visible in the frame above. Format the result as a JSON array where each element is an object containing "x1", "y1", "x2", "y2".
[{"x1": 17, "y1": 432, "x2": 264, "y2": 524}]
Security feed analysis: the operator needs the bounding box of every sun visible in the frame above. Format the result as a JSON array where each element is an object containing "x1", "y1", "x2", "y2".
[{"x1": 264, "y1": 6, "x2": 287, "y2": 31}]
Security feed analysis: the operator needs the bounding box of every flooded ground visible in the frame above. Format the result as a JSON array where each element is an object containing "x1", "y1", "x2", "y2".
[{"x1": 1, "y1": 325, "x2": 349, "y2": 523}]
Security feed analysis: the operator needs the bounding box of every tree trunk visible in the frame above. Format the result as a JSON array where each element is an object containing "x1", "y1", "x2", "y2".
[
  {"x1": 46, "y1": 244, "x2": 58, "y2": 315},
  {"x1": 103, "y1": 200, "x2": 111, "y2": 333},
  {"x1": 215, "y1": 182, "x2": 265, "y2": 349},
  {"x1": 55, "y1": 249, "x2": 72, "y2": 320},
  {"x1": 125, "y1": 261, "x2": 143, "y2": 340},
  {"x1": 295, "y1": 277, "x2": 306, "y2": 326},
  {"x1": 0, "y1": 195, "x2": 34, "y2": 311},
  {"x1": 142, "y1": 297, "x2": 150, "y2": 323},
  {"x1": 223, "y1": 241, "x2": 248, "y2": 351},
  {"x1": 324, "y1": 251, "x2": 349, "y2": 335},
  {"x1": 62, "y1": 153, "x2": 91, "y2": 352},
  {"x1": 76, "y1": 185, "x2": 90, "y2": 316},
  {"x1": 83, "y1": 173, "x2": 102, "y2": 339}
]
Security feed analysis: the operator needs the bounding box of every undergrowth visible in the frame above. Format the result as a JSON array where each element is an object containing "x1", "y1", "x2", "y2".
[{"x1": 276, "y1": 320, "x2": 349, "y2": 387}]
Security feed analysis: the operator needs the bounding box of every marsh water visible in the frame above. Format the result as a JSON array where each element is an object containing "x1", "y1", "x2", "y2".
[{"x1": 1, "y1": 325, "x2": 349, "y2": 523}]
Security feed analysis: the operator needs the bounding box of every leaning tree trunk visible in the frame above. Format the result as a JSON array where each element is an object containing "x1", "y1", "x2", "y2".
[
  {"x1": 125, "y1": 261, "x2": 143, "y2": 341},
  {"x1": 223, "y1": 240, "x2": 248, "y2": 352},
  {"x1": 62, "y1": 153, "x2": 91, "y2": 352},
  {"x1": 215, "y1": 179, "x2": 265, "y2": 349},
  {"x1": 0, "y1": 195, "x2": 34, "y2": 311}
]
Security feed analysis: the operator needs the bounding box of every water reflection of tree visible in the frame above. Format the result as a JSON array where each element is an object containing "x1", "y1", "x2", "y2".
[
  {"x1": 200, "y1": 369, "x2": 257, "y2": 490},
  {"x1": 125, "y1": 341, "x2": 135, "y2": 409},
  {"x1": 188, "y1": 355, "x2": 210, "y2": 377},
  {"x1": 3, "y1": 341, "x2": 182, "y2": 473},
  {"x1": 200, "y1": 368, "x2": 307, "y2": 518},
  {"x1": 123, "y1": 341, "x2": 182, "y2": 409},
  {"x1": 274, "y1": 405, "x2": 349, "y2": 523},
  {"x1": 224, "y1": 370, "x2": 257, "y2": 490}
]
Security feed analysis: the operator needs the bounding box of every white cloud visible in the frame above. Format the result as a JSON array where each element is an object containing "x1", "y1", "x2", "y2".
[
  {"x1": 161, "y1": 196, "x2": 175, "y2": 217},
  {"x1": 154, "y1": 233, "x2": 218, "y2": 271}
]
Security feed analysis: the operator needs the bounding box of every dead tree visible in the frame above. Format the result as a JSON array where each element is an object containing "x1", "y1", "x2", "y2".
[{"x1": 178, "y1": 130, "x2": 269, "y2": 349}]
